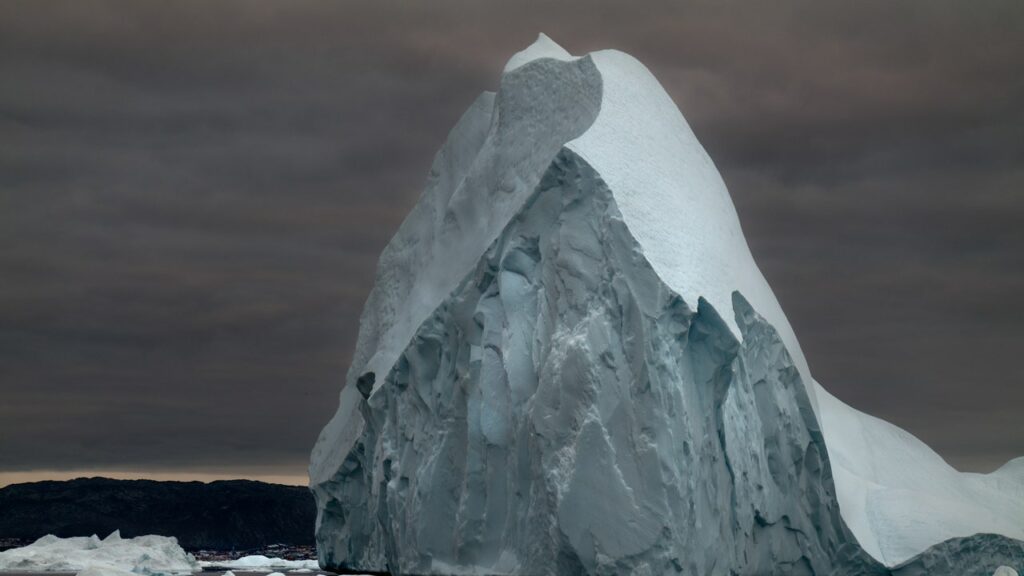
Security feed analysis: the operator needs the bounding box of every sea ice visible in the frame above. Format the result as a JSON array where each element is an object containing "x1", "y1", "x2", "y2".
[
  {"x1": 0, "y1": 531, "x2": 197, "y2": 575},
  {"x1": 75, "y1": 567, "x2": 138, "y2": 576},
  {"x1": 198, "y1": 554, "x2": 319, "y2": 571}
]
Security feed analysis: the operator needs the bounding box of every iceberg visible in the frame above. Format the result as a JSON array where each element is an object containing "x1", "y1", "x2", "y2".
[
  {"x1": 0, "y1": 531, "x2": 197, "y2": 575},
  {"x1": 310, "y1": 35, "x2": 1023, "y2": 575}
]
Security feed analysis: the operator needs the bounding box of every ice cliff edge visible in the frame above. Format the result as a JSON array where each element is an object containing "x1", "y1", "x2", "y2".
[{"x1": 310, "y1": 35, "x2": 1023, "y2": 575}]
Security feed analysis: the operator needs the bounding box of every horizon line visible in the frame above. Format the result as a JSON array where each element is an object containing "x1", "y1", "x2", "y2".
[{"x1": 0, "y1": 469, "x2": 310, "y2": 488}]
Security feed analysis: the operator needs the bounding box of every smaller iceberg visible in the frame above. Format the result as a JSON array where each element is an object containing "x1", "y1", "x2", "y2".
[
  {"x1": 198, "y1": 554, "x2": 320, "y2": 571},
  {"x1": 0, "y1": 531, "x2": 197, "y2": 575}
]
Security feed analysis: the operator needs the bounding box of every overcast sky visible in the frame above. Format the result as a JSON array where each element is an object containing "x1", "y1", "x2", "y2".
[{"x1": 1, "y1": 1, "x2": 1022, "y2": 486}]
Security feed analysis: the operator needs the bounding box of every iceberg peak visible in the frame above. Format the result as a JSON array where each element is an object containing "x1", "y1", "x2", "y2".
[{"x1": 503, "y1": 33, "x2": 574, "y2": 73}]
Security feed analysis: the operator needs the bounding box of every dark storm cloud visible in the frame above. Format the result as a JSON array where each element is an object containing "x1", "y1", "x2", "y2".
[{"x1": 1, "y1": 0, "x2": 1021, "y2": 477}]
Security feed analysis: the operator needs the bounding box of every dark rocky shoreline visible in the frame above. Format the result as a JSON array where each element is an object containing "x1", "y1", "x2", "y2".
[{"x1": 0, "y1": 477, "x2": 315, "y2": 551}]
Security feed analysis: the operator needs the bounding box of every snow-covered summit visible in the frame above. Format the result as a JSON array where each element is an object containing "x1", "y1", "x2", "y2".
[
  {"x1": 503, "y1": 33, "x2": 573, "y2": 73},
  {"x1": 563, "y1": 45, "x2": 813, "y2": 403},
  {"x1": 511, "y1": 34, "x2": 813, "y2": 403},
  {"x1": 311, "y1": 34, "x2": 1024, "y2": 574}
]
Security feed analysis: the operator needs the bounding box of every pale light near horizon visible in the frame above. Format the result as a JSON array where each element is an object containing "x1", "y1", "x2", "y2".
[{"x1": 0, "y1": 469, "x2": 309, "y2": 489}]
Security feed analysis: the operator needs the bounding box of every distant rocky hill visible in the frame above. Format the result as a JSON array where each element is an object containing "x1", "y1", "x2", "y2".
[{"x1": 0, "y1": 477, "x2": 315, "y2": 551}]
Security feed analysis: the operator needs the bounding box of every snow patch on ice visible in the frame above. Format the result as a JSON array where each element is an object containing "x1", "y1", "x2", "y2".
[
  {"x1": 819, "y1": 383, "x2": 1024, "y2": 565},
  {"x1": 995, "y1": 457, "x2": 1024, "y2": 479}
]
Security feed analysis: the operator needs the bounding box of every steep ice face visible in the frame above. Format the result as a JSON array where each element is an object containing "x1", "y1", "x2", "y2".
[
  {"x1": 311, "y1": 34, "x2": 1024, "y2": 574},
  {"x1": 315, "y1": 151, "x2": 878, "y2": 575},
  {"x1": 310, "y1": 52, "x2": 601, "y2": 487},
  {"x1": 347, "y1": 53, "x2": 602, "y2": 398}
]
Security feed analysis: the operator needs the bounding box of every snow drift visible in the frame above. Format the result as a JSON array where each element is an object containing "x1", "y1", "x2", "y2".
[
  {"x1": 0, "y1": 531, "x2": 197, "y2": 575},
  {"x1": 310, "y1": 35, "x2": 1023, "y2": 575}
]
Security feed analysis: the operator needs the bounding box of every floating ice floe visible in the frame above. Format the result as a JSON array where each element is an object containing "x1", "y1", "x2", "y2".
[
  {"x1": 198, "y1": 554, "x2": 319, "y2": 571},
  {"x1": 0, "y1": 531, "x2": 197, "y2": 575},
  {"x1": 74, "y1": 567, "x2": 139, "y2": 576}
]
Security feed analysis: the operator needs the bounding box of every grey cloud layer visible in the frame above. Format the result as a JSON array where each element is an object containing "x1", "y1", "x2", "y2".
[{"x1": 1, "y1": 0, "x2": 1021, "y2": 474}]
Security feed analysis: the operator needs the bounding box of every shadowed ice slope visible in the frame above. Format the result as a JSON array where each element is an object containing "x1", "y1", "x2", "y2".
[{"x1": 313, "y1": 150, "x2": 883, "y2": 574}]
